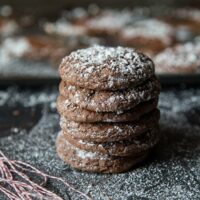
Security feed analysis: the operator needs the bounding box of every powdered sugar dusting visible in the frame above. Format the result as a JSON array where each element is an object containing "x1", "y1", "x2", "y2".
[
  {"x1": 75, "y1": 128, "x2": 158, "y2": 156},
  {"x1": 75, "y1": 143, "x2": 107, "y2": 160},
  {"x1": 63, "y1": 45, "x2": 153, "y2": 77},
  {"x1": 76, "y1": 148, "x2": 97, "y2": 159},
  {"x1": 61, "y1": 77, "x2": 159, "y2": 112}
]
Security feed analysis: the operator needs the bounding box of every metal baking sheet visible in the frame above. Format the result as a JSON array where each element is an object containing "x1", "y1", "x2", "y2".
[
  {"x1": 0, "y1": 58, "x2": 199, "y2": 86},
  {"x1": 157, "y1": 74, "x2": 200, "y2": 86},
  {"x1": 1, "y1": 73, "x2": 200, "y2": 86}
]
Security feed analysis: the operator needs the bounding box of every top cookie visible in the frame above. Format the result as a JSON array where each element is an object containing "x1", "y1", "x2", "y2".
[{"x1": 59, "y1": 46, "x2": 155, "y2": 90}]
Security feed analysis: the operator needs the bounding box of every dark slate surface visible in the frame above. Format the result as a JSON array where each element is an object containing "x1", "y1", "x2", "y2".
[{"x1": 0, "y1": 86, "x2": 200, "y2": 200}]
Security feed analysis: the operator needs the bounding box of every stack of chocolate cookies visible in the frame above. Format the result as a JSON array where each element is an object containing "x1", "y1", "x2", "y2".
[{"x1": 56, "y1": 46, "x2": 161, "y2": 173}]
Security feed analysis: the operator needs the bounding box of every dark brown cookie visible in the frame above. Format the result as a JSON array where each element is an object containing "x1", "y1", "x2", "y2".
[
  {"x1": 56, "y1": 131, "x2": 149, "y2": 173},
  {"x1": 59, "y1": 76, "x2": 160, "y2": 112},
  {"x1": 59, "y1": 46, "x2": 155, "y2": 90},
  {"x1": 63, "y1": 126, "x2": 159, "y2": 157},
  {"x1": 163, "y1": 8, "x2": 200, "y2": 34},
  {"x1": 60, "y1": 109, "x2": 160, "y2": 143},
  {"x1": 119, "y1": 19, "x2": 175, "y2": 54},
  {"x1": 0, "y1": 18, "x2": 19, "y2": 37},
  {"x1": 84, "y1": 10, "x2": 133, "y2": 36},
  {"x1": 155, "y1": 42, "x2": 200, "y2": 74},
  {"x1": 57, "y1": 96, "x2": 158, "y2": 123}
]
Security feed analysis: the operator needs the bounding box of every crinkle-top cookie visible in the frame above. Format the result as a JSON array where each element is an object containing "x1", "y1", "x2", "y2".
[
  {"x1": 59, "y1": 76, "x2": 160, "y2": 112},
  {"x1": 59, "y1": 46, "x2": 155, "y2": 90}
]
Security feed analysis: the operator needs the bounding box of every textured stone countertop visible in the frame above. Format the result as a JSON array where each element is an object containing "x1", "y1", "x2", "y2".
[{"x1": 0, "y1": 86, "x2": 199, "y2": 200}]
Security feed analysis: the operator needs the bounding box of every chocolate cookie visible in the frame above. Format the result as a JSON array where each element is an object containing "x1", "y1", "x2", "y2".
[
  {"x1": 59, "y1": 46, "x2": 155, "y2": 90},
  {"x1": 84, "y1": 10, "x2": 133, "y2": 36},
  {"x1": 57, "y1": 96, "x2": 158, "y2": 122},
  {"x1": 63, "y1": 126, "x2": 159, "y2": 157},
  {"x1": 164, "y1": 8, "x2": 200, "y2": 34},
  {"x1": 119, "y1": 19, "x2": 175, "y2": 54},
  {"x1": 59, "y1": 76, "x2": 160, "y2": 112},
  {"x1": 60, "y1": 109, "x2": 160, "y2": 143},
  {"x1": 155, "y1": 42, "x2": 200, "y2": 74},
  {"x1": 56, "y1": 131, "x2": 148, "y2": 173},
  {"x1": 0, "y1": 18, "x2": 19, "y2": 37}
]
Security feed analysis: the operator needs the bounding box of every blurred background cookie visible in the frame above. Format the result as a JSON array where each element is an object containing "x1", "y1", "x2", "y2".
[
  {"x1": 154, "y1": 41, "x2": 200, "y2": 74},
  {"x1": 119, "y1": 19, "x2": 176, "y2": 56}
]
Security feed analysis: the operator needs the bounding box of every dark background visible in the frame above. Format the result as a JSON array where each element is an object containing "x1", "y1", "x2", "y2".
[{"x1": 1, "y1": 0, "x2": 200, "y2": 17}]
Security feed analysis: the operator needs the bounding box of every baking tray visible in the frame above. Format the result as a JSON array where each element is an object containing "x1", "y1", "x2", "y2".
[
  {"x1": 0, "y1": 60, "x2": 199, "y2": 86},
  {"x1": 0, "y1": 73, "x2": 200, "y2": 86},
  {"x1": 157, "y1": 74, "x2": 200, "y2": 86}
]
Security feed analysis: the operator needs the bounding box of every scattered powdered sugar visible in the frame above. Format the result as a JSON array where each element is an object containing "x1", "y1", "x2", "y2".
[
  {"x1": 0, "y1": 91, "x2": 9, "y2": 105},
  {"x1": 0, "y1": 86, "x2": 200, "y2": 199},
  {"x1": 0, "y1": 87, "x2": 58, "y2": 107},
  {"x1": 155, "y1": 42, "x2": 200, "y2": 69},
  {"x1": 121, "y1": 19, "x2": 174, "y2": 45}
]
